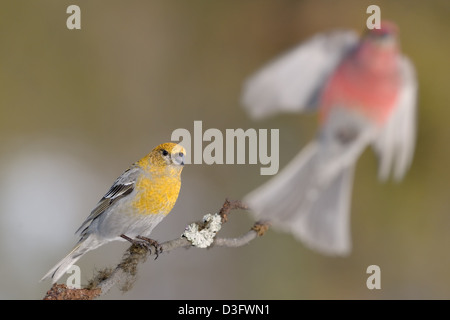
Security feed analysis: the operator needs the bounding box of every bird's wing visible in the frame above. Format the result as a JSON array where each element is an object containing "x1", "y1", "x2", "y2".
[
  {"x1": 373, "y1": 56, "x2": 418, "y2": 181},
  {"x1": 75, "y1": 166, "x2": 141, "y2": 237},
  {"x1": 241, "y1": 30, "x2": 359, "y2": 120}
]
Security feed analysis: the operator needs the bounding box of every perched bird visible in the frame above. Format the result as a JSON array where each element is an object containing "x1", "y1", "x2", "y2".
[
  {"x1": 241, "y1": 21, "x2": 417, "y2": 255},
  {"x1": 41, "y1": 142, "x2": 186, "y2": 283}
]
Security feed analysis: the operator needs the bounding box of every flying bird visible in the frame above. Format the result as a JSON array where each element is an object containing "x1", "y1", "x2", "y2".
[{"x1": 241, "y1": 21, "x2": 417, "y2": 255}]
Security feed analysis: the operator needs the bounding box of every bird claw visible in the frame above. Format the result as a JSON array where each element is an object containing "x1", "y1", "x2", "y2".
[
  {"x1": 120, "y1": 234, "x2": 163, "y2": 259},
  {"x1": 136, "y1": 235, "x2": 163, "y2": 259}
]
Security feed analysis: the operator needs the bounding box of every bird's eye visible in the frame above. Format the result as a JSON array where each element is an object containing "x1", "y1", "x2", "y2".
[
  {"x1": 161, "y1": 149, "x2": 169, "y2": 156},
  {"x1": 178, "y1": 152, "x2": 184, "y2": 157}
]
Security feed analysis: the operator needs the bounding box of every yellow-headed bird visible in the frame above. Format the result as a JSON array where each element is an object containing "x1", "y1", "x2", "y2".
[{"x1": 41, "y1": 143, "x2": 185, "y2": 283}]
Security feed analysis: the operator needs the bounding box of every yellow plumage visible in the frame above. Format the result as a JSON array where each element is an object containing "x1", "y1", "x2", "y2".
[
  {"x1": 132, "y1": 174, "x2": 181, "y2": 216},
  {"x1": 132, "y1": 143, "x2": 185, "y2": 216}
]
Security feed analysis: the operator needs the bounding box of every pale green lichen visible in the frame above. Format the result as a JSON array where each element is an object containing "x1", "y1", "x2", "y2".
[{"x1": 183, "y1": 213, "x2": 222, "y2": 248}]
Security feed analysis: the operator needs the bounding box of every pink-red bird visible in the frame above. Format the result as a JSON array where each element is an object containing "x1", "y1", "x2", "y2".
[{"x1": 241, "y1": 21, "x2": 417, "y2": 255}]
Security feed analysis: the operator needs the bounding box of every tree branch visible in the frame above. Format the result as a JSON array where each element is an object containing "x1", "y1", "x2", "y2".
[{"x1": 42, "y1": 199, "x2": 269, "y2": 300}]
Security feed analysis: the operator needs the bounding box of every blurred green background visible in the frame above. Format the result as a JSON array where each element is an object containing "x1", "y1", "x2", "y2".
[{"x1": 1, "y1": 0, "x2": 449, "y2": 299}]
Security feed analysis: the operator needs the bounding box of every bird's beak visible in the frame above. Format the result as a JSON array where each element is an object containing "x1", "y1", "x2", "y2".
[{"x1": 172, "y1": 152, "x2": 185, "y2": 166}]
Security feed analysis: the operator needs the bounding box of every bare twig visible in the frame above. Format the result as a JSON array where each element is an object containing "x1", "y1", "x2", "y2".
[
  {"x1": 218, "y1": 198, "x2": 248, "y2": 223},
  {"x1": 213, "y1": 221, "x2": 270, "y2": 248},
  {"x1": 42, "y1": 199, "x2": 268, "y2": 300}
]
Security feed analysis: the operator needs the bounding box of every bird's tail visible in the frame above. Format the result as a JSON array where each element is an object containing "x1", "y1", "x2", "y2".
[
  {"x1": 40, "y1": 235, "x2": 102, "y2": 283},
  {"x1": 244, "y1": 141, "x2": 354, "y2": 255}
]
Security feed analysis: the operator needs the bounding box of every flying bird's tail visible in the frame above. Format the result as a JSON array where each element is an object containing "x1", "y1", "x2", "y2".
[{"x1": 244, "y1": 141, "x2": 354, "y2": 255}]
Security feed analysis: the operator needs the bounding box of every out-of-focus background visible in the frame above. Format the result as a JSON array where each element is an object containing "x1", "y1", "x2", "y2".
[{"x1": 1, "y1": 0, "x2": 449, "y2": 299}]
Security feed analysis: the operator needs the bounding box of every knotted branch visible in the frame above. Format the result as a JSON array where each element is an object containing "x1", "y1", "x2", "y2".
[{"x1": 42, "y1": 199, "x2": 269, "y2": 300}]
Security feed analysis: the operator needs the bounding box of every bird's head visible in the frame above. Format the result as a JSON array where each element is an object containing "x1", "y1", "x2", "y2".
[
  {"x1": 151, "y1": 142, "x2": 186, "y2": 167},
  {"x1": 364, "y1": 20, "x2": 399, "y2": 47},
  {"x1": 355, "y1": 21, "x2": 400, "y2": 72},
  {"x1": 137, "y1": 143, "x2": 186, "y2": 175}
]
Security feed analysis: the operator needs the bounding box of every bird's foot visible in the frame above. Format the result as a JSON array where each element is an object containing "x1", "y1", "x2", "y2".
[{"x1": 120, "y1": 234, "x2": 162, "y2": 259}]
